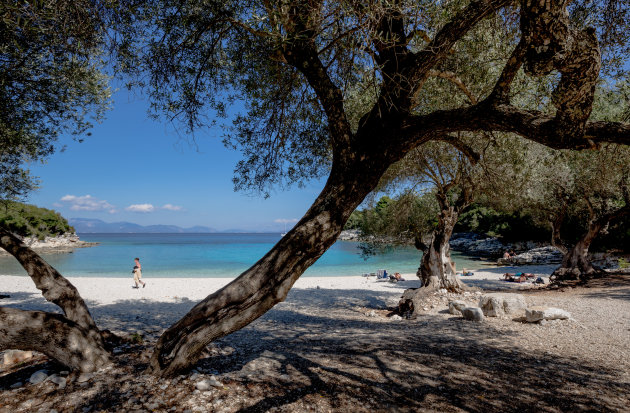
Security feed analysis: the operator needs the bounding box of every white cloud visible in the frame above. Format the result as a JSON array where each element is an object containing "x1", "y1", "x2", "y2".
[
  {"x1": 162, "y1": 204, "x2": 183, "y2": 211},
  {"x1": 59, "y1": 195, "x2": 117, "y2": 213},
  {"x1": 274, "y1": 218, "x2": 299, "y2": 224},
  {"x1": 125, "y1": 203, "x2": 155, "y2": 213}
]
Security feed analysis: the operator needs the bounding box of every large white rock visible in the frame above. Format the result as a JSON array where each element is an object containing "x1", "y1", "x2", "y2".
[
  {"x1": 448, "y1": 300, "x2": 468, "y2": 315},
  {"x1": 479, "y1": 293, "x2": 527, "y2": 317},
  {"x1": 525, "y1": 307, "x2": 572, "y2": 323},
  {"x1": 461, "y1": 307, "x2": 484, "y2": 322}
]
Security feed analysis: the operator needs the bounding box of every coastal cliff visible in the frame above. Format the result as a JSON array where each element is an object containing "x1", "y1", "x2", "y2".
[{"x1": 0, "y1": 232, "x2": 97, "y2": 256}]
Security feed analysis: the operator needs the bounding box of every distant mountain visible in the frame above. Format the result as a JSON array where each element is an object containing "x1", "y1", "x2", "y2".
[{"x1": 69, "y1": 218, "x2": 216, "y2": 233}]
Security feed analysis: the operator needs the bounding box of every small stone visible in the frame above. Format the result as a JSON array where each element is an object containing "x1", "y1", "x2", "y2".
[
  {"x1": 390, "y1": 315, "x2": 402, "y2": 320},
  {"x1": 29, "y1": 370, "x2": 49, "y2": 384},
  {"x1": 461, "y1": 307, "x2": 484, "y2": 322},
  {"x1": 196, "y1": 380, "x2": 211, "y2": 391},
  {"x1": 190, "y1": 373, "x2": 199, "y2": 381},
  {"x1": 10, "y1": 381, "x2": 23, "y2": 389},
  {"x1": 77, "y1": 373, "x2": 95, "y2": 383},
  {"x1": 207, "y1": 375, "x2": 223, "y2": 387},
  {"x1": 366, "y1": 310, "x2": 377, "y2": 317},
  {"x1": 47, "y1": 374, "x2": 67, "y2": 389}
]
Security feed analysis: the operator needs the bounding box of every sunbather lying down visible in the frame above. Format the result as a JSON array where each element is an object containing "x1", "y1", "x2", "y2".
[
  {"x1": 389, "y1": 272, "x2": 405, "y2": 282},
  {"x1": 502, "y1": 272, "x2": 535, "y2": 282}
]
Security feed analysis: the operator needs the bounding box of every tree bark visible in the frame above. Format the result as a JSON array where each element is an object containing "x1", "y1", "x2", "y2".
[
  {"x1": 550, "y1": 207, "x2": 568, "y2": 255},
  {"x1": 552, "y1": 205, "x2": 630, "y2": 281},
  {"x1": 0, "y1": 307, "x2": 110, "y2": 372},
  {"x1": 398, "y1": 197, "x2": 470, "y2": 318},
  {"x1": 552, "y1": 220, "x2": 602, "y2": 281},
  {"x1": 0, "y1": 228, "x2": 102, "y2": 340},
  {"x1": 148, "y1": 160, "x2": 388, "y2": 377},
  {"x1": 417, "y1": 206, "x2": 465, "y2": 291},
  {"x1": 0, "y1": 227, "x2": 109, "y2": 371}
]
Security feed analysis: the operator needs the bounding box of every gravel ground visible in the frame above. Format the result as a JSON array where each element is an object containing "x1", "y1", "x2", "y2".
[{"x1": 1, "y1": 274, "x2": 629, "y2": 412}]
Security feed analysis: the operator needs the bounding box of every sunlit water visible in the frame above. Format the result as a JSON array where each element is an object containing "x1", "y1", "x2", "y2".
[{"x1": 0, "y1": 233, "x2": 489, "y2": 278}]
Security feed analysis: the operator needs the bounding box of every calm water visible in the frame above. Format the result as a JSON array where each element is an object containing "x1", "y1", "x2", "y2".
[{"x1": 0, "y1": 233, "x2": 485, "y2": 278}]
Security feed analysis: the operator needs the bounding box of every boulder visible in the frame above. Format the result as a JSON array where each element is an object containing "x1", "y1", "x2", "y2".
[
  {"x1": 479, "y1": 293, "x2": 527, "y2": 317},
  {"x1": 506, "y1": 246, "x2": 564, "y2": 265},
  {"x1": 461, "y1": 307, "x2": 484, "y2": 322},
  {"x1": 448, "y1": 300, "x2": 468, "y2": 315},
  {"x1": 525, "y1": 306, "x2": 572, "y2": 323}
]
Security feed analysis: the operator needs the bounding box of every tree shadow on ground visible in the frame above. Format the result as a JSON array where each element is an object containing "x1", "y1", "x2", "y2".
[{"x1": 2, "y1": 287, "x2": 628, "y2": 412}]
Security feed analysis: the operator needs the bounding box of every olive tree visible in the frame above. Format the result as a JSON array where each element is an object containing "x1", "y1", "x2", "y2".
[
  {"x1": 4, "y1": 0, "x2": 630, "y2": 376},
  {"x1": 107, "y1": 0, "x2": 630, "y2": 376},
  {"x1": 0, "y1": 0, "x2": 112, "y2": 371}
]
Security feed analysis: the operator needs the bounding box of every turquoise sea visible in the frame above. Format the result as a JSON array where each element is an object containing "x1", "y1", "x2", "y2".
[{"x1": 0, "y1": 233, "x2": 486, "y2": 278}]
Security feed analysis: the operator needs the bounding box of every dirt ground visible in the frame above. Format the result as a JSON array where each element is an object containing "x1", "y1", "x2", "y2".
[{"x1": 1, "y1": 274, "x2": 629, "y2": 413}]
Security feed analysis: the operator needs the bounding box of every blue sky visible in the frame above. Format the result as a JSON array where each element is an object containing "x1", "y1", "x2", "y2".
[{"x1": 26, "y1": 87, "x2": 328, "y2": 232}]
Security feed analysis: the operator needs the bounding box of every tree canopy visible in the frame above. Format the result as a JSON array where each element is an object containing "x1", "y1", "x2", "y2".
[{"x1": 0, "y1": 0, "x2": 111, "y2": 200}]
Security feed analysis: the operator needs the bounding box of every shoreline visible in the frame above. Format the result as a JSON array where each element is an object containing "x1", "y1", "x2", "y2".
[
  {"x1": 2, "y1": 267, "x2": 628, "y2": 412},
  {"x1": 0, "y1": 264, "x2": 556, "y2": 308},
  {"x1": 0, "y1": 232, "x2": 97, "y2": 257}
]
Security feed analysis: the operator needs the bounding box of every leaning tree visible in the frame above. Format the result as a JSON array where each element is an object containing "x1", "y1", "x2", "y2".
[
  {"x1": 0, "y1": 0, "x2": 112, "y2": 371},
  {"x1": 108, "y1": 0, "x2": 630, "y2": 376},
  {"x1": 4, "y1": 0, "x2": 630, "y2": 376}
]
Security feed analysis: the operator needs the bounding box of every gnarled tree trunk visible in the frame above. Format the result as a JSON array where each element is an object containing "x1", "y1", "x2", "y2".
[
  {"x1": 0, "y1": 228, "x2": 109, "y2": 372},
  {"x1": 398, "y1": 194, "x2": 471, "y2": 318},
  {"x1": 552, "y1": 204, "x2": 630, "y2": 281},
  {"x1": 550, "y1": 206, "x2": 569, "y2": 254},
  {"x1": 417, "y1": 205, "x2": 464, "y2": 291},
  {"x1": 0, "y1": 307, "x2": 110, "y2": 372},
  {"x1": 148, "y1": 159, "x2": 389, "y2": 377}
]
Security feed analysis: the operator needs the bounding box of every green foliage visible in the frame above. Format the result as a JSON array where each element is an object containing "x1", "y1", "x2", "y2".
[
  {"x1": 353, "y1": 193, "x2": 438, "y2": 242},
  {"x1": 618, "y1": 258, "x2": 630, "y2": 269},
  {"x1": 0, "y1": 1, "x2": 111, "y2": 200},
  {"x1": 130, "y1": 332, "x2": 143, "y2": 344},
  {"x1": 455, "y1": 204, "x2": 548, "y2": 241},
  {"x1": 0, "y1": 201, "x2": 73, "y2": 238}
]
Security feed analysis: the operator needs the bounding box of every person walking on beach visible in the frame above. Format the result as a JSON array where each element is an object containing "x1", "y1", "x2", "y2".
[{"x1": 132, "y1": 257, "x2": 146, "y2": 288}]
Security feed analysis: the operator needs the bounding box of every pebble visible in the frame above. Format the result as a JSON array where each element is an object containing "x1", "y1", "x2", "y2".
[
  {"x1": 10, "y1": 382, "x2": 23, "y2": 389},
  {"x1": 28, "y1": 370, "x2": 49, "y2": 385},
  {"x1": 77, "y1": 373, "x2": 95, "y2": 383},
  {"x1": 47, "y1": 374, "x2": 67, "y2": 389}
]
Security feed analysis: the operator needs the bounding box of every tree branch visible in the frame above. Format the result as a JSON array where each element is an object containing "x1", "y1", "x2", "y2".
[
  {"x1": 0, "y1": 227, "x2": 103, "y2": 343},
  {"x1": 0, "y1": 307, "x2": 109, "y2": 372},
  {"x1": 280, "y1": 3, "x2": 353, "y2": 152},
  {"x1": 427, "y1": 70, "x2": 478, "y2": 104},
  {"x1": 400, "y1": 103, "x2": 630, "y2": 152},
  {"x1": 487, "y1": 40, "x2": 526, "y2": 103},
  {"x1": 409, "y1": 0, "x2": 513, "y2": 97}
]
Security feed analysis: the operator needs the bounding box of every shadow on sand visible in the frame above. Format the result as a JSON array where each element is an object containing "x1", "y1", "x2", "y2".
[{"x1": 2, "y1": 284, "x2": 628, "y2": 412}]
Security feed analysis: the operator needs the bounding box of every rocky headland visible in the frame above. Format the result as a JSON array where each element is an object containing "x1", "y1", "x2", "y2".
[{"x1": 0, "y1": 232, "x2": 97, "y2": 257}]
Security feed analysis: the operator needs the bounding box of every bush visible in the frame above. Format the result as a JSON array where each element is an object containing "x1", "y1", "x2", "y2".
[
  {"x1": 0, "y1": 201, "x2": 72, "y2": 238},
  {"x1": 455, "y1": 204, "x2": 548, "y2": 241}
]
